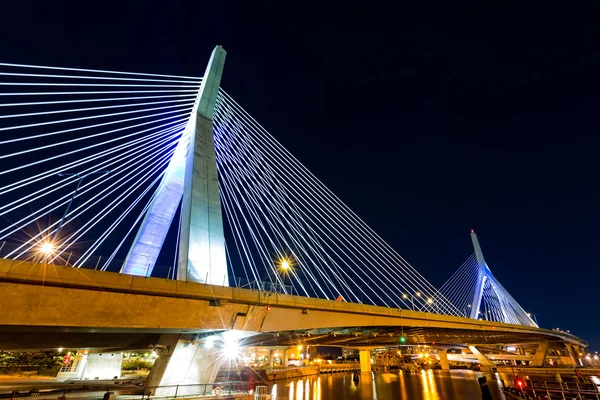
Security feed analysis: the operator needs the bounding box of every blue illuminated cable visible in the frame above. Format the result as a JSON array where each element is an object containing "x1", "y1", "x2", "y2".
[
  {"x1": 216, "y1": 100, "x2": 422, "y2": 310},
  {"x1": 85, "y1": 173, "x2": 164, "y2": 270},
  {"x1": 215, "y1": 148, "x2": 319, "y2": 298},
  {"x1": 0, "y1": 89, "x2": 199, "y2": 96},
  {"x1": 0, "y1": 104, "x2": 192, "y2": 147},
  {"x1": 0, "y1": 111, "x2": 192, "y2": 173},
  {"x1": 0, "y1": 102, "x2": 193, "y2": 134},
  {"x1": 222, "y1": 102, "x2": 456, "y2": 314},
  {"x1": 12, "y1": 145, "x2": 176, "y2": 259},
  {"x1": 0, "y1": 71, "x2": 201, "y2": 84},
  {"x1": 214, "y1": 112, "x2": 338, "y2": 300},
  {"x1": 0, "y1": 120, "x2": 186, "y2": 196},
  {"x1": 58, "y1": 151, "x2": 176, "y2": 264},
  {"x1": 0, "y1": 124, "x2": 184, "y2": 215},
  {"x1": 219, "y1": 92, "x2": 460, "y2": 314},
  {"x1": 0, "y1": 93, "x2": 196, "y2": 108},
  {"x1": 0, "y1": 62, "x2": 203, "y2": 80},
  {"x1": 99, "y1": 181, "x2": 167, "y2": 272},
  {"x1": 0, "y1": 82, "x2": 200, "y2": 88},
  {"x1": 0, "y1": 97, "x2": 195, "y2": 120},
  {"x1": 215, "y1": 114, "x2": 364, "y2": 303},
  {"x1": 215, "y1": 102, "x2": 397, "y2": 305},
  {"x1": 217, "y1": 94, "x2": 432, "y2": 306},
  {"x1": 1, "y1": 133, "x2": 180, "y2": 249},
  {"x1": 215, "y1": 104, "x2": 368, "y2": 301}
]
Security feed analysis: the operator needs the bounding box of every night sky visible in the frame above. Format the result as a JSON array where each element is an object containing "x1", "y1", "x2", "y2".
[{"x1": 1, "y1": 1, "x2": 599, "y2": 348}]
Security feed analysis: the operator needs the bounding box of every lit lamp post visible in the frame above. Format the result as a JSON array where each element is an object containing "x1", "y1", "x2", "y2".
[
  {"x1": 278, "y1": 258, "x2": 292, "y2": 294},
  {"x1": 39, "y1": 170, "x2": 111, "y2": 263},
  {"x1": 402, "y1": 292, "x2": 428, "y2": 311}
]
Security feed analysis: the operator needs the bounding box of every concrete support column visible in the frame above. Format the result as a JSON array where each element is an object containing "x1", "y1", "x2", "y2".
[
  {"x1": 565, "y1": 343, "x2": 579, "y2": 366},
  {"x1": 530, "y1": 341, "x2": 549, "y2": 367},
  {"x1": 146, "y1": 334, "x2": 182, "y2": 387},
  {"x1": 283, "y1": 348, "x2": 289, "y2": 366},
  {"x1": 359, "y1": 350, "x2": 371, "y2": 373},
  {"x1": 269, "y1": 350, "x2": 275, "y2": 367},
  {"x1": 81, "y1": 352, "x2": 123, "y2": 380},
  {"x1": 468, "y1": 346, "x2": 496, "y2": 372},
  {"x1": 438, "y1": 350, "x2": 450, "y2": 371},
  {"x1": 145, "y1": 334, "x2": 224, "y2": 392}
]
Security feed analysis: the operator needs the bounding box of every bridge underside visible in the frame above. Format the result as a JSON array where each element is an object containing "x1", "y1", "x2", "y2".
[
  {"x1": 239, "y1": 326, "x2": 570, "y2": 349},
  {"x1": 0, "y1": 325, "x2": 571, "y2": 352}
]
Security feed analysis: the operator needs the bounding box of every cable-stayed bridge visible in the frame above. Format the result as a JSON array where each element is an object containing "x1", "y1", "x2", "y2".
[{"x1": 0, "y1": 46, "x2": 586, "y2": 385}]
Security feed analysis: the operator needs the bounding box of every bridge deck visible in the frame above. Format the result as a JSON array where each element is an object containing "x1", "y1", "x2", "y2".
[{"x1": 0, "y1": 259, "x2": 585, "y2": 350}]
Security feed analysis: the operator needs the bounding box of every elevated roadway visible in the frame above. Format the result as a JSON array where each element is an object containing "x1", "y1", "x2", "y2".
[{"x1": 0, "y1": 259, "x2": 585, "y2": 351}]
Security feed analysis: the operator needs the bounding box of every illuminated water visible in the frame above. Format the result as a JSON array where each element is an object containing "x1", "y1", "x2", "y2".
[{"x1": 269, "y1": 370, "x2": 507, "y2": 400}]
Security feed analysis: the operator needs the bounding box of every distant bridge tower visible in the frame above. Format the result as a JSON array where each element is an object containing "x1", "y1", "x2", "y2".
[
  {"x1": 121, "y1": 46, "x2": 228, "y2": 286},
  {"x1": 469, "y1": 230, "x2": 488, "y2": 319}
]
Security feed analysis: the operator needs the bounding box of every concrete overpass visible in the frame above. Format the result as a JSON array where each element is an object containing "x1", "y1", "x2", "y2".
[
  {"x1": 0, "y1": 259, "x2": 584, "y2": 349},
  {"x1": 0, "y1": 258, "x2": 586, "y2": 382}
]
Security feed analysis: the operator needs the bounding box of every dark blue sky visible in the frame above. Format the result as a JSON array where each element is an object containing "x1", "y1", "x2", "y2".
[{"x1": 1, "y1": 1, "x2": 599, "y2": 348}]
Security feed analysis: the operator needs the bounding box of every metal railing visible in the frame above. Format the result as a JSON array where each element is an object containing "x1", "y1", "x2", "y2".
[
  {"x1": 235, "y1": 277, "x2": 298, "y2": 296},
  {"x1": 504, "y1": 379, "x2": 600, "y2": 399},
  {"x1": 3, "y1": 381, "x2": 250, "y2": 400},
  {"x1": 5, "y1": 388, "x2": 114, "y2": 400},
  {"x1": 141, "y1": 381, "x2": 250, "y2": 399},
  {"x1": 265, "y1": 365, "x2": 318, "y2": 374}
]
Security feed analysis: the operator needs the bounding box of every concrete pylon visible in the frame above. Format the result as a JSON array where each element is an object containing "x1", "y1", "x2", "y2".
[
  {"x1": 468, "y1": 345, "x2": 496, "y2": 372},
  {"x1": 282, "y1": 348, "x2": 290, "y2": 366},
  {"x1": 565, "y1": 343, "x2": 579, "y2": 366},
  {"x1": 438, "y1": 349, "x2": 450, "y2": 371},
  {"x1": 145, "y1": 334, "x2": 224, "y2": 390},
  {"x1": 529, "y1": 341, "x2": 549, "y2": 366},
  {"x1": 269, "y1": 350, "x2": 275, "y2": 367},
  {"x1": 121, "y1": 45, "x2": 228, "y2": 286},
  {"x1": 359, "y1": 350, "x2": 372, "y2": 372},
  {"x1": 469, "y1": 230, "x2": 487, "y2": 320}
]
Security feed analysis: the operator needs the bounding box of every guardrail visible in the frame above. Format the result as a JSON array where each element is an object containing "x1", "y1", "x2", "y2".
[
  {"x1": 504, "y1": 379, "x2": 600, "y2": 399},
  {"x1": 142, "y1": 381, "x2": 250, "y2": 399},
  {"x1": 2, "y1": 381, "x2": 250, "y2": 400}
]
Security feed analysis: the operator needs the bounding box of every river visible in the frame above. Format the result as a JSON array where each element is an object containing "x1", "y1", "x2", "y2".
[{"x1": 268, "y1": 370, "x2": 507, "y2": 400}]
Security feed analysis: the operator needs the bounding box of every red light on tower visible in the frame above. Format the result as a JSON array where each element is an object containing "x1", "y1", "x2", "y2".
[{"x1": 470, "y1": 229, "x2": 474, "y2": 233}]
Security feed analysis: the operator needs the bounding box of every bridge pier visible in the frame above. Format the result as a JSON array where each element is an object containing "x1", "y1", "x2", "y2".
[
  {"x1": 283, "y1": 347, "x2": 289, "y2": 366},
  {"x1": 468, "y1": 346, "x2": 496, "y2": 372},
  {"x1": 359, "y1": 350, "x2": 372, "y2": 372},
  {"x1": 529, "y1": 341, "x2": 549, "y2": 366},
  {"x1": 145, "y1": 334, "x2": 223, "y2": 390},
  {"x1": 269, "y1": 349, "x2": 275, "y2": 367},
  {"x1": 438, "y1": 349, "x2": 450, "y2": 371},
  {"x1": 565, "y1": 343, "x2": 580, "y2": 366}
]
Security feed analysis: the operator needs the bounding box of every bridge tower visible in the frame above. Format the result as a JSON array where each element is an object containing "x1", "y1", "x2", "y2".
[
  {"x1": 469, "y1": 230, "x2": 488, "y2": 319},
  {"x1": 121, "y1": 46, "x2": 228, "y2": 286}
]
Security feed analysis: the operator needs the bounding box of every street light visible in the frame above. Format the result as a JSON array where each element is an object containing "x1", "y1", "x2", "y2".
[
  {"x1": 43, "y1": 170, "x2": 112, "y2": 260},
  {"x1": 402, "y1": 293, "x2": 426, "y2": 311},
  {"x1": 277, "y1": 257, "x2": 293, "y2": 293}
]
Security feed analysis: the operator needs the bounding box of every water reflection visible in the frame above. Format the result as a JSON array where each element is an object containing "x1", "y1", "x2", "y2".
[{"x1": 272, "y1": 370, "x2": 506, "y2": 400}]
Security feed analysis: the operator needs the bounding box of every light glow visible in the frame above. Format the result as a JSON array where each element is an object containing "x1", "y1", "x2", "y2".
[{"x1": 40, "y1": 242, "x2": 54, "y2": 255}]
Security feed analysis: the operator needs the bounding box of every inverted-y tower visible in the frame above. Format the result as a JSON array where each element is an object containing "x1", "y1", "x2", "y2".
[
  {"x1": 469, "y1": 230, "x2": 489, "y2": 319},
  {"x1": 121, "y1": 46, "x2": 228, "y2": 286}
]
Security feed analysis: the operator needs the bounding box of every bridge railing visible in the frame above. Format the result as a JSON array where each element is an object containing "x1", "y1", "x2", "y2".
[
  {"x1": 234, "y1": 277, "x2": 297, "y2": 296},
  {"x1": 142, "y1": 380, "x2": 250, "y2": 399}
]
